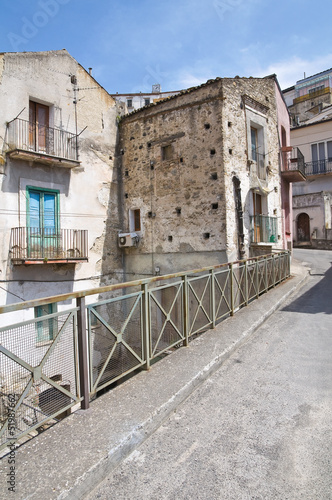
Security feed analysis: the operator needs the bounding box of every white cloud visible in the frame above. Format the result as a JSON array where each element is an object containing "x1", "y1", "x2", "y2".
[
  {"x1": 176, "y1": 72, "x2": 209, "y2": 88},
  {"x1": 169, "y1": 63, "x2": 219, "y2": 90},
  {"x1": 255, "y1": 54, "x2": 332, "y2": 89}
]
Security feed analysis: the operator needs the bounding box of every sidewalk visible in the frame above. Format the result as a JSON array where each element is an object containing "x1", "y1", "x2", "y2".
[{"x1": 0, "y1": 260, "x2": 309, "y2": 500}]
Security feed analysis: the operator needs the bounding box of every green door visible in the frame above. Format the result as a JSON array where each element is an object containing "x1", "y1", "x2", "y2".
[{"x1": 27, "y1": 188, "x2": 59, "y2": 259}]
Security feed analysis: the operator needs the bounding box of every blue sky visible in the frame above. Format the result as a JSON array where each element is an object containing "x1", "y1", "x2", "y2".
[{"x1": 1, "y1": 0, "x2": 332, "y2": 93}]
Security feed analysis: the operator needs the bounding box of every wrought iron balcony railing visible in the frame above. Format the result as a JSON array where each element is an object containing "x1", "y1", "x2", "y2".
[
  {"x1": 281, "y1": 147, "x2": 306, "y2": 182},
  {"x1": 293, "y1": 86, "x2": 331, "y2": 104},
  {"x1": 250, "y1": 215, "x2": 278, "y2": 244},
  {"x1": 10, "y1": 227, "x2": 88, "y2": 263},
  {"x1": 6, "y1": 118, "x2": 79, "y2": 165},
  {"x1": 305, "y1": 159, "x2": 332, "y2": 176}
]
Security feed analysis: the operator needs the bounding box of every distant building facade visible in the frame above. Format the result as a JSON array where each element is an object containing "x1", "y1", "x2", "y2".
[
  {"x1": 284, "y1": 68, "x2": 332, "y2": 126},
  {"x1": 111, "y1": 84, "x2": 181, "y2": 112},
  {"x1": 283, "y1": 69, "x2": 332, "y2": 249}
]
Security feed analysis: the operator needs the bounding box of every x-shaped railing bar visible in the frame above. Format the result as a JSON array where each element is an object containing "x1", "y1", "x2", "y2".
[
  {"x1": 257, "y1": 260, "x2": 267, "y2": 292},
  {"x1": 89, "y1": 293, "x2": 144, "y2": 391},
  {"x1": 232, "y1": 265, "x2": 246, "y2": 306},
  {"x1": 0, "y1": 377, "x2": 33, "y2": 441},
  {"x1": 247, "y1": 262, "x2": 259, "y2": 300},
  {"x1": 39, "y1": 311, "x2": 75, "y2": 372},
  {"x1": 149, "y1": 283, "x2": 184, "y2": 357},
  {"x1": 214, "y1": 269, "x2": 231, "y2": 319},
  {"x1": 188, "y1": 275, "x2": 211, "y2": 335}
]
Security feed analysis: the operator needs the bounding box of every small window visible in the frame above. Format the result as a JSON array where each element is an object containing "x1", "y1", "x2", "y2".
[
  {"x1": 127, "y1": 99, "x2": 133, "y2": 108},
  {"x1": 35, "y1": 303, "x2": 57, "y2": 343},
  {"x1": 144, "y1": 98, "x2": 150, "y2": 106},
  {"x1": 129, "y1": 209, "x2": 141, "y2": 232},
  {"x1": 210, "y1": 149, "x2": 216, "y2": 156},
  {"x1": 162, "y1": 144, "x2": 172, "y2": 161},
  {"x1": 211, "y1": 172, "x2": 218, "y2": 180}
]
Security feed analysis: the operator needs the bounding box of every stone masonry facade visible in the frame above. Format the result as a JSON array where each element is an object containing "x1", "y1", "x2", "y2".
[{"x1": 118, "y1": 76, "x2": 284, "y2": 279}]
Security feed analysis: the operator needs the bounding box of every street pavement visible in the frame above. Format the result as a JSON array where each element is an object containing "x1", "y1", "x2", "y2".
[{"x1": 86, "y1": 249, "x2": 332, "y2": 500}]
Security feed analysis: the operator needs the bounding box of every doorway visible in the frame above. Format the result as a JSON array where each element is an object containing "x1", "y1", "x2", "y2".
[{"x1": 297, "y1": 213, "x2": 310, "y2": 242}]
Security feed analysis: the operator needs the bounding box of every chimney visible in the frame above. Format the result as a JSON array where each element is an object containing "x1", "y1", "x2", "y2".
[{"x1": 89, "y1": 68, "x2": 92, "y2": 76}]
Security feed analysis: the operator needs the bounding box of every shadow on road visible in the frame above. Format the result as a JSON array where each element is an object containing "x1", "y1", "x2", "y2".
[{"x1": 282, "y1": 263, "x2": 332, "y2": 315}]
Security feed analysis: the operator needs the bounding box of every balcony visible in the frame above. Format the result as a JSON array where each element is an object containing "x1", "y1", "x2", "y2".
[
  {"x1": 5, "y1": 118, "x2": 80, "y2": 168},
  {"x1": 305, "y1": 158, "x2": 332, "y2": 176},
  {"x1": 10, "y1": 228, "x2": 88, "y2": 264},
  {"x1": 281, "y1": 147, "x2": 306, "y2": 183},
  {"x1": 250, "y1": 215, "x2": 278, "y2": 244},
  {"x1": 293, "y1": 86, "x2": 331, "y2": 104}
]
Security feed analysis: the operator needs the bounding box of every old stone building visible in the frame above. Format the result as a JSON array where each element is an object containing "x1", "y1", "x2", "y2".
[
  {"x1": 118, "y1": 75, "x2": 293, "y2": 279},
  {"x1": 0, "y1": 49, "x2": 124, "y2": 326}
]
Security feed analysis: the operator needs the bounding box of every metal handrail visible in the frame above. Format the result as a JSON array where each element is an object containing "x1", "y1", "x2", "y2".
[{"x1": 0, "y1": 251, "x2": 289, "y2": 314}]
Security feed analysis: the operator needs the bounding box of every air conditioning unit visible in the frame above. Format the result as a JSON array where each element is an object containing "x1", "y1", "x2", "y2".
[{"x1": 118, "y1": 232, "x2": 139, "y2": 247}]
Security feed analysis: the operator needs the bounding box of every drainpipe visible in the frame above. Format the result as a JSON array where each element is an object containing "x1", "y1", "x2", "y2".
[{"x1": 233, "y1": 176, "x2": 246, "y2": 260}]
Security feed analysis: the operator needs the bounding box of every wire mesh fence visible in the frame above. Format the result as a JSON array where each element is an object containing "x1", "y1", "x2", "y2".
[{"x1": 0, "y1": 309, "x2": 80, "y2": 451}]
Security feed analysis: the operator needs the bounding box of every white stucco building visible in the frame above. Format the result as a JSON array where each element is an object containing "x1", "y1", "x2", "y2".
[
  {"x1": 283, "y1": 69, "x2": 332, "y2": 248},
  {"x1": 0, "y1": 49, "x2": 124, "y2": 326},
  {"x1": 111, "y1": 84, "x2": 181, "y2": 112}
]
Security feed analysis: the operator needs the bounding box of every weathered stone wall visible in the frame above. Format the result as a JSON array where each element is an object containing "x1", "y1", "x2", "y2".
[
  {"x1": 119, "y1": 77, "x2": 284, "y2": 278},
  {"x1": 220, "y1": 77, "x2": 283, "y2": 261},
  {"x1": 119, "y1": 80, "x2": 228, "y2": 278}
]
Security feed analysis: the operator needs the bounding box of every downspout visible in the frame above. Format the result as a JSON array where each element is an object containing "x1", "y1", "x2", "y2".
[{"x1": 232, "y1": 176, "x2": 246, "y2": 260}]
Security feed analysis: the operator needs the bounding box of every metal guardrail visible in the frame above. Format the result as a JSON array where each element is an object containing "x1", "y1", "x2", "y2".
[
  {"x1": 10, "y1": 227, "x2": 88, "y2": 262},
  {"x1": 0, "y1": 251, "x2": 290, "y2": 451},
  {"x1": 6, "y1": 118, "x2": 78, "y2": 161},
  {"x1": 305, "y1": 159, "x2": 332, "y2": 176}
]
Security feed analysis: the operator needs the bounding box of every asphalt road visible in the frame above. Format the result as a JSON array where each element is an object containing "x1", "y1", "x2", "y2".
[{"x1": 87, "y1": 249, "x2": 332, "y2": 500}]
